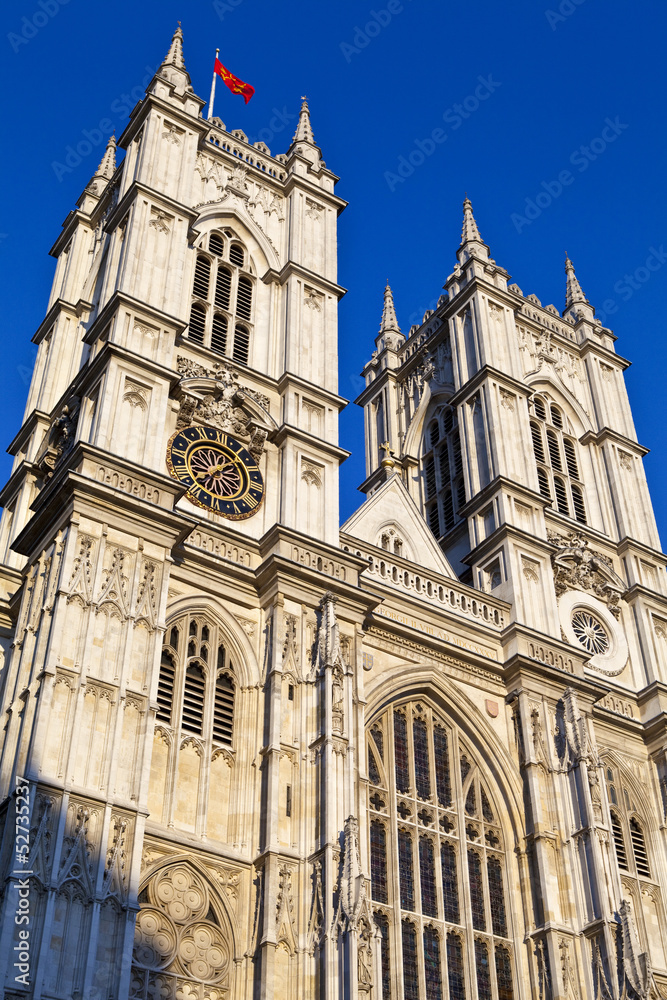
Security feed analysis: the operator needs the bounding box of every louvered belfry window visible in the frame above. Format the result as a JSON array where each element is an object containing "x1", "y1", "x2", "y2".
[
  {"x1": 187, "y1": 229, "x2": 254, "y2": 364},
  {"x1": 605, "y1": 763, "x2": 658, "y2": 929},
  {"x1": 368, "y1": 700, "x2": 514, "y2": 999},
  {"x1": 530, "y1": 395, "x2": 587, "y2": 523},
  {"x1": 157, "y1": 613, "x2": 236, "y2": 748}
]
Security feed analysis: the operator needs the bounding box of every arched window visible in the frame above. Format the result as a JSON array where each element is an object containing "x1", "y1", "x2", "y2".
[
  {"x1": 530, "y1": 395, "x2": 586, "y2": 523},
  {"x1": 423, "y1": 407, "x2": 464, "y2": 544},
  {"x1": 187, "y1": 230, "x2": 254, "y2": 363},
  {"x1": 158, "y1": 612, "x2": 237, "y2": 747},
  {"x1": 369, "y1": 700, "x2": 514, "y2": 1000}
]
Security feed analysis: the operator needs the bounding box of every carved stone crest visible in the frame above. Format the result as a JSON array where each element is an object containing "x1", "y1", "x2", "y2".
[
  {"x1": 175, "y1": 356, "x2": 275, "y2": 460},
  {"x1": 548, "y1": 530, "x2": 626, "y2": 618}
]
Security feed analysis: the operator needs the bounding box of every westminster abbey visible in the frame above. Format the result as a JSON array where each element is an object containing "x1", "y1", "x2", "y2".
[{"x1": 1, "y1": 24, "x2": 667, "y2": 1000}]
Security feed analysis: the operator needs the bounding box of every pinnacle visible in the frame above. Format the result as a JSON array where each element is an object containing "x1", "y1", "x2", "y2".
[
  {"x1": 379, "y1": 282, "x2": 401, "y2": 335},
  {"x1": 457, "y1": 196, "x2": 490, "y2": 264},
  {"x1": 564, "y1": 252, "x2": 589, "y2": 309},
  {"x1": 162, "y1": 23, "x2": 187, "y2": 71},
  {"x1": 461, "y1": 197, "x2": 483, "y2": 245},
  {"x1": 292, "y1": 97, "x2": 315, "y2": 145},
  {"x1": 95, "y1": 134, "x2": 116, "y2": 180}
]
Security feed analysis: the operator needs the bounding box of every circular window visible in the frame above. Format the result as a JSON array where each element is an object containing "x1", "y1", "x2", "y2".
[{"x1": 571, "y1": 609, "x2": 610, "y2": 655}]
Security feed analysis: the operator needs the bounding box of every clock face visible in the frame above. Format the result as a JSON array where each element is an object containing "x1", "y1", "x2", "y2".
[{"x1": 166, "y1": 425, "x2": 264, "y2": 519}]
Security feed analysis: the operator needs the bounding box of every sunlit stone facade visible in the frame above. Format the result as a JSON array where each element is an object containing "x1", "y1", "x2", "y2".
[{"x1": 1, "y1": 25, "x2": 667, "y2": 1000}]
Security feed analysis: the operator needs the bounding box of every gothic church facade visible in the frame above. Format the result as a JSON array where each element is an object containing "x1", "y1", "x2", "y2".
[{"x1": 1, "y1": 25, "x2": 667, "y2": 1000}]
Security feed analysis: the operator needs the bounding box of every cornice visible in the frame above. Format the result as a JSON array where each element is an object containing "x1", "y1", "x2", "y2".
[
  {"x1": 448, "y1": 365, "x2": 533, "y2": 408},
  {"x1": 83, "y1": 289, "x2": 187, "y2": 346},
  {"x1": 261, "y1": 260, "x2": 346, "y2": 298},
  {"x1": 579, "y1": 426, "x2": 649, "y2": 456}
]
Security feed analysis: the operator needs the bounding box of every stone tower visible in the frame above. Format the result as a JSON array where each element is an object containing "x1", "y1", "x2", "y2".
[{"x1": 3, "y1": 24, "x2": 667, "y2": 1000}]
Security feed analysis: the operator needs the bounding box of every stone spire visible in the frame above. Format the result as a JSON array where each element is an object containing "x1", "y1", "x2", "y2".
[
  {"x1": 156, "y1": 23, "x2": 193, "y2": 93},
  {"x1": 457, "y1": 196, "x2": 490, "y2": 264},
  {"x1": 379, "y1": 282, "x2": 401, "y2": 335},
  {"x1": 564, "y1": 253, "x2": 589, "y2": 309},
  {"x1": 563, "y1": 253, "x2": 597, "y2": 323},
  {"x1": 376, "y1": 282, "x2": 405, "y2": 352},
  {"x1": 292, "y1": 97, "x2": 315, "y2": 145},
  {"x1": 162, "y1": 23, "x2": 186, "y2": 71},
  {"x1": 95, "y1": 134, "x2": 116, "y2": 181},
  {"x1": 80, "y1": 134, "x2": 117, "y2": 207}
]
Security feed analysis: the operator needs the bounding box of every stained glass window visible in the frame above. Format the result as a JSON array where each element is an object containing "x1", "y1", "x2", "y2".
[
  {"x1": 475, "y1": 940, "x2": 492, "y2": 1000},
  {"x1": 446, "y1": 932, "x2": 466, "y2": 1000},
  {"x1": 371, "y1": 821, "x2": 388, "y2": 903},
  {"x1": 433, "y1": 726, "x2": 451, "y2": 807},
  {"x1": 399, "y1": 830, "x2": 415, "y2": 911},
  {"x1": 495, "y1": 945, "x2": 514, "y2": 1000},
  {"x1": 441, "y1": 842, "x2": 459, "y2": 924},
  {"x1": 468, "y1": 850, "x2": 486, "y2": 931},
  {"x1": 394, "y1": 712, "x2": 410, "y2": 793},
  {"x1": 376, "y1": 912, "x2": 391, "y2": 999},
  {"x1": 402, "y1": 921, "x2": 420, "y2": 1000},
  {"x1": 481, "y1": 788, "x2": 494, "y2": 822},
  {"x1": 369, "y1": 745, "x2": 381, "y2": 786},
  {"x1": 368, "y1": 701, "x2": 513, "y2": 1000},
  {"x1": 414, "y1": 718, "x2": 431, "y2": 799},
  {"x1": 419, "y1": 837, "x2": 438, "y2": 917},
  {"x1": 488, "y1": 857, "x2": 507, "y2": 937},
  {"x1": 424, "y1": 927, "x2": 443, "y2": 1000}
]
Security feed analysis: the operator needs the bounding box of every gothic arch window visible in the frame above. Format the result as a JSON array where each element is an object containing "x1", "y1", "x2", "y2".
[
  {"x1": 158, "y1": 612, "x2": 236, "y2": 747},
  {"x1": 423, "y1": 405, "x2": 465, "y2": 543},
  {"x1": 187, "y1": 229, "x2": 255, "y2": 364},
  {"x1": 368, "y1": 699, "x2": 514, "y2": 1000},
  {"x1": 605, "y1": 764, "x2": 653, "y2": 879},
  {"x1": 529, "y1": 394, "x2": 586, "y2": 523},
  {"x1": 603, "y1": 760, "x2": 665, "y2": 967},
  {"x1": 132, "y1": 862, "x2": 233, "y2": 997}
]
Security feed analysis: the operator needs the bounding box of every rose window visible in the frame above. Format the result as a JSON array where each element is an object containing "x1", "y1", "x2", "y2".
[{"x1": 571, "y1": 610, "x2": 610, "y2": 655}]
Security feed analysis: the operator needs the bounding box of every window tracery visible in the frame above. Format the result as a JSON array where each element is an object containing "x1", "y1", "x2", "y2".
[
  {"x1": 131, "y1": 862, "x2": 232, "y2": 999},
  {"x1": 368, "y1": 699, "x2": 514, "y2": 999},
  {"x1": 529, "y1": 395, "x2": 586, "y2": 523},
  {"x1": 157, "y1": 613, "x2": 236, "y2": 748},
  {"x1": 187, "y1": 229, "x2": 254, "y2": 365}
]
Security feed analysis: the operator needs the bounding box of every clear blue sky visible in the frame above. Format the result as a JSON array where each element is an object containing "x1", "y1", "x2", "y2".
[{"x1": 1, "y1": 0, "x2": 666, "y2": 540}]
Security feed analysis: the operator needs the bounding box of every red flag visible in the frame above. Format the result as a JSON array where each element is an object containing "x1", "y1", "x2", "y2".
[{"x1": 214, "y1": 58, "x2": 255, "y2": 104}]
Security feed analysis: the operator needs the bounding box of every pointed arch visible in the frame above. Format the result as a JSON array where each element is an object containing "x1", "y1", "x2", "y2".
[
  {"x1": 525, "y1": 377, "x2": 594, "y2": 437},
  {"x1": 193, "y1": 205, "x2": 280, "y2": 274},
  {"x1": 366, "y1": 666, "x2": 525, "y2": 840},
  {"x1": 165, "y1": 594, "x2": 260, "y2": 689},
  {"x1": 136, "y1": 853, "x2": 240, "y2": 961}
]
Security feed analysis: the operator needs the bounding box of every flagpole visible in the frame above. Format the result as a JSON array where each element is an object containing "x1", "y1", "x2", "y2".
[{"x1": 207, "y1": 47, "x2": 220, "y2": 121}]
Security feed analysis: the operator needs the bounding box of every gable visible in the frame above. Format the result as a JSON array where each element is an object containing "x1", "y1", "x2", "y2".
[{"x1": 341, "y1": 473, "x2": 457, "y2": 578}]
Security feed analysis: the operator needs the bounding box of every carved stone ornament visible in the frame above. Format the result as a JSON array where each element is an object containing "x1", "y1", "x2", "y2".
[
  {"x1": 35, "y1": 397, "x2": 80, "y2": 479},
  {"x1": 175, "y1": 356, "x2": 275, "y2": 460},
  {"x1": 548, "y1": 530, "x2": 627, "y2": 618}
]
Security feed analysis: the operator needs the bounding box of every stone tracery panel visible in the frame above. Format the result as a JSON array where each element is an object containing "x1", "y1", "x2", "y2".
[{"x1": 131, "y1": 862, "x2": 233, "y2": 999}]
